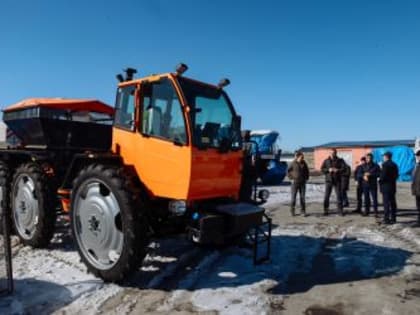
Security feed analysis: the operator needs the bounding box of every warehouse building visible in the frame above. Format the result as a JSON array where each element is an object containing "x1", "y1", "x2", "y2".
[{"x1": 312, "y1": 139, "x2": 415, "y2": 170}]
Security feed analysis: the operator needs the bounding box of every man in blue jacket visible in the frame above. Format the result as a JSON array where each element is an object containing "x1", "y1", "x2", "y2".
[
  {"x1": 379, "y1": 152, "x2": 399, "y2": 224},
  {"x1": 361, "y1": 153, "x2": 381, "y2": 217}
]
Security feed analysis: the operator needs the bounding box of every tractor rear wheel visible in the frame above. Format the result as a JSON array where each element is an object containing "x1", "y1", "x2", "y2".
[
  {"x1": 71, "y1": 164, "x2": 148, "y2": 282},
  {"x1": 11, "y1": 163, "x2": 57, "y2": 247}
]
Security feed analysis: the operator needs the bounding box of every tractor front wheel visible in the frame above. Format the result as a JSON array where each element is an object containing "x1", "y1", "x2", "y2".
[{"x1": 71, "y1": 164, "x2": 148, "y2": 282}]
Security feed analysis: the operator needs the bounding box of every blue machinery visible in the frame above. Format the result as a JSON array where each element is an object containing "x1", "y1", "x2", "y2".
[{"x1": 250, "y1": 130, "x2": 287, "y2": 185}]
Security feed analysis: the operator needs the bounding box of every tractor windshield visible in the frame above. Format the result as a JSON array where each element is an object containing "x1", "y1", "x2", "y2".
[{"x1": 177, "y1": 77, "x2": 241, "y2": 150}]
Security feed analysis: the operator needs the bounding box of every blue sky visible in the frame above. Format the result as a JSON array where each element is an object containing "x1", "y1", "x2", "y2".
[{"x1": 1, "y1": 0, "x2": 419, "y2": 150}]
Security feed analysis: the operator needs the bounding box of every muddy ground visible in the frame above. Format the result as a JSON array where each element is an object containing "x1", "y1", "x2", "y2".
[{"x1": 1, "y1": 177, "x2": 420, "y2": 315}]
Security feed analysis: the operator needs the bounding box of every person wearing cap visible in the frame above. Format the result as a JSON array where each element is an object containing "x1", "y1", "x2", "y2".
[
  {"x1": 353, "y1": 157, "x2": 367, "y2": 213},
  {"x1": 321, "y1": 148, "x2": 345, "y2": 216},
  {"x1": 379, "y1": 151, "x2": 399, "y2": 224},
  {"x1": 288, "y1": 151, "x2": 310, "y2": 216},
  {"x1": 411, "y1": 150, "x2": 420, "y2": 225},
  {"x1": 361, "y1": 153, "x2": 381, "y2": 217}
]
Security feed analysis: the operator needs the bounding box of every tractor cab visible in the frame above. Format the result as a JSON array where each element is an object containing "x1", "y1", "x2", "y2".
[
  {"x1": 110, "y1": 66, "x2": 271, "y2": 255},
  {"x1": 112, "y1": 65, "x2": 244, "y2": 201}
]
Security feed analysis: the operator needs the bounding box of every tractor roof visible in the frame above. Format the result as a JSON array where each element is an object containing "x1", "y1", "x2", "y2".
[
  {"x1": 3, "y1": 98, "x2": 114, "y2": 115},
  {"x1": 118, "y1": 73, "x2": 219, "y2": 89}
]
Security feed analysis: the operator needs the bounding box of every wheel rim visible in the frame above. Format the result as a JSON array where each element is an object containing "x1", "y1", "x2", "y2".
[
  {"x1": 13, "y1": 174, "x2": 39, "y2": 240},
  {"x1": 73, "y1": 180, "x2": 124, "y2": 271}
]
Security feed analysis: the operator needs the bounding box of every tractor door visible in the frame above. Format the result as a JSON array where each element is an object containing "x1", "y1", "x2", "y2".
[
  {"x1": 138, "y1": 77, "x2": 192, "y2": 199},
  {"x1": 113, "y1": 78, "x2": 192, "y2": 199}
]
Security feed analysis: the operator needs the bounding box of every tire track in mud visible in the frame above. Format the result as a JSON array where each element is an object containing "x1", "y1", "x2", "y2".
[
  {"x1": 4, "y1": 231, "x2": 127, "y2": 315},
  {"x1": 4, "y1": 231, "x2": 227, "y2": 314},
  {"x1": 98, "y1": 245, "x2": 221, "y2": 314},
  {"x1": 141, "y1": 247, "x2": 214, "y2": 290},
  {"x1": 55, "y1": 238, "x2": 218, "y2": 314}
]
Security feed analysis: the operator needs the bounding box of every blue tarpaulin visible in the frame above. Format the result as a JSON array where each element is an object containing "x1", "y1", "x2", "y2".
[
  {"x1": 371, "y1": 145, "x2": 415, "y2": 182},
  {"x1": 250, "y1": 131, "x2": 279, "y2": 155},
  {"x1": 249, "y1": 131, "x2": 287, "y2": 185},
  {"x1": 261, "y1": 160, "x2": 288, "y2": 185}
]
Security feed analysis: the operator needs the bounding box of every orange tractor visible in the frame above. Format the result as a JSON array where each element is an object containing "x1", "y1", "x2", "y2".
[{"x1": 0, "y1": 65, "x2": 270, "y2": 282}]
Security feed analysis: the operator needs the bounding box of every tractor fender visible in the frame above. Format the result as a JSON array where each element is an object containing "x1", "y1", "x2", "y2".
[{"x1": 60, "y1": 153, "x2": 123, "y2": 190}]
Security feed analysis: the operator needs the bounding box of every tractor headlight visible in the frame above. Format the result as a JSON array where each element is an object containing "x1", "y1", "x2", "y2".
[
  {"x1": 168, "y1": 200, "x2": 187, "y2": 215},
  {"x1": 258, "y1": 189, "x2": 270, "y2": 201}
]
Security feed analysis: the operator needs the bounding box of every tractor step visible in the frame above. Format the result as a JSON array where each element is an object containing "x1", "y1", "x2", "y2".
[
  {"x1": 187, "y1": 203, "x2": 272, "y2": 265},
  {"x1": 188, "y1": 202, "x2": 264, "y2": 244},
  {"x1": 247, "y1": 212, "x2": 272, "y2": 265}
]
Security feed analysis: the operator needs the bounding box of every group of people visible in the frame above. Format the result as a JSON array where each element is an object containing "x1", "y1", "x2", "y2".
[{"x1": 288, "y1": 148, "x2": 420, "y2": 225}]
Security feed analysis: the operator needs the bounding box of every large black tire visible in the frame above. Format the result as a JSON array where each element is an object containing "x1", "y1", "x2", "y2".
[
  {"x1": 0, "y1": 161, "x2": 11, "y2": 235},
  {"x1": 70, "y1": 164, "x2": 148, "y2": 282},
  {"x1": 10, "y1": 163, "x2": 57, "y2": 247}
]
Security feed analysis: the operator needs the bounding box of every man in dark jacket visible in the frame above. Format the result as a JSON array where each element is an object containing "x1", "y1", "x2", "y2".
[
  {"x1": 361, "y1": 153, "x2": 381, "y2": 217},
  {"x1": 341, "y1": 162, "x2": 351, "y2": 208},
  {"x1": 411, "y1": 150, "x2": 420, "y2": 225},
  {"x1": 379, "y1": 152, "x2": 399, "y2": 224},
  {"x1": 321, "y1": 148, "x2": 345, "y2": 216},
  {"x1": 288, "y1": 151, "x2": 310, "y2": 216},
  {"x1": 239, "y1": 130, "x2": 257, "y2": 202},
  {"x1": 353, "y1": 157, "x2": 367, "y2": 213}
]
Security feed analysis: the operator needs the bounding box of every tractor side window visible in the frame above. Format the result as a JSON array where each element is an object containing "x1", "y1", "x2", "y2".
[
  {"x1": 140, "y1": 79, "x2": 187, "y2": 144},
  {"x1": 114, "y1": 85, "x2": 136, "y2": 130}
]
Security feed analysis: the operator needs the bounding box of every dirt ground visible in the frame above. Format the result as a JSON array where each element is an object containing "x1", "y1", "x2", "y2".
[
  {"x1": 1, "y1": 177, "x2": 420, "y2": 315},
  {"x1": 263, "y1": 179, "x2": 420, "y2": 315}
]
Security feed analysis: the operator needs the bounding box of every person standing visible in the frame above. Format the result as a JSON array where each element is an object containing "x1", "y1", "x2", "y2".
[
  {"x1": 379, "y1": 152, "x2": 399, "y2": 224},
  {"x1": 288, "y1": 151, "x2": 310, "y2": 216},
  {"x1": 411, "y1": 150, "x2": 420, "y2": 226},
  {"x1": 239, "y1": 130, "x2": 257, "y2": 202},
  {"x1": 341, "y1": 161, "x2": 351, "y2": 208},
  {"x1": 321, "y1": 148, "x2": 345, "y2": 216},
  {"x1": 361, "y1": 153, "x2": 381, "y2": 217},
  {"x1": 353, "y1": 157, "x2": 367, "y2": 213}
]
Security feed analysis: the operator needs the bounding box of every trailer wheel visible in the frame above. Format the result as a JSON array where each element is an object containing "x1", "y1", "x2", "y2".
[
  {"x1": 10, "y1": 163, "x2": 57, "y2": 247},
  {"x1": 71, "y1": 164, "x2": 148, "y2": 282},
  {"x1": 0, "y1": 161, "x2": 11, "y2": 235}
]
